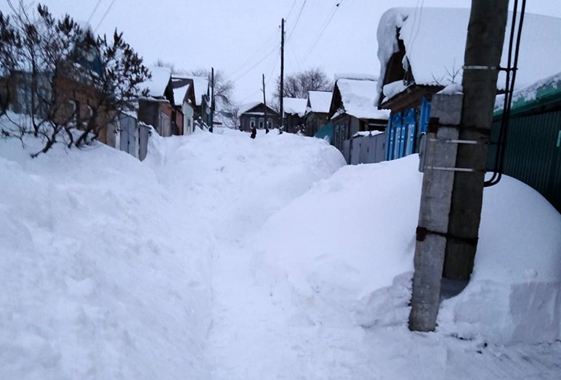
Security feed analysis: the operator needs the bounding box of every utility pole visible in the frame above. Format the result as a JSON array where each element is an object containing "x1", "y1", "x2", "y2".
[
  {"x1": 444, "y1": 0, "x2": 509, "y2": 280},
  {"x1": 280, "y1": 18, "x2": 285, "y2": 132},
  {"x1": 408, "y1": 0, "x2": 509, "y2": 332},
  {"x1": 262, "y1": 74, "x2": 269, "y2": 133},
  {"x1": 210, "y1": 67, "x2": 215, "y2": 133}
]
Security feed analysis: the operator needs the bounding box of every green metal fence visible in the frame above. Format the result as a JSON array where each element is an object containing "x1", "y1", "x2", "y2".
[{"x1": 488, "y1": 110, "x2": 561, "y2": 213}]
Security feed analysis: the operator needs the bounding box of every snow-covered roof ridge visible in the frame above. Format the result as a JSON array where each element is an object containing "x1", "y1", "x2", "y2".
[
  {"x1": 335, "y1": 78, "x2": 390, "y2": 120},
  {"x1": 377, "y1": 8, "x2": 561, "y2": 97},
  {"x1": 334, "y1": 73, "x2": 379, "y2": 82},
  {"x1": 283, "y1": 97, "x2": 307, "y2": 117},
  {"x1": 141, "y1": 66, "x2": 172, "y2": 98},
  {"x1": 238, "y1": 102, "x2": 262, "y2": 115},
  {"x1": 307, "y1": 91, "x2": 332, "y2": 114}
]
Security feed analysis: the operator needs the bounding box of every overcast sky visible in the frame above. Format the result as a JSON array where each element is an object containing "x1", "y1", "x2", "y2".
[{"x1": 2, "y1": 0, "x2": 560, "y2": 105}]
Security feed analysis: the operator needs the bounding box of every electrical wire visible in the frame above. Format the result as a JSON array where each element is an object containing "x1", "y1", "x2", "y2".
[
  {"x1": 287, "y1": 0, "x2": 307, "y2": 42},
  {"x1": 230, "y1": 46, "x2": 278, "y2": 83},
  {"x1": 301, "y1": 1, "x2": 342, "y2": 64},
  {"x1": 86, "y1": 0, "x2": 104, "y2": 24},
  {"x1": 229, "y1": 28, "x2": 279, "y2": 77},
  {"x1": 94, "y1": 0, "x2": 117, "y2": 32},
  {"x1": 485, "y1": 0, "x2": 527, "y2": 187}
]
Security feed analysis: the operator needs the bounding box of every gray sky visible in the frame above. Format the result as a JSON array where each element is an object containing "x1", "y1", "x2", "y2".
[{"x1": 2, "y1": 0, "x2": 560, "y2": 104}]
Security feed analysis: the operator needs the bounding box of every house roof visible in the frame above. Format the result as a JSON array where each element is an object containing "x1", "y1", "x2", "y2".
[
  {"x1": 172, "y1": 83, "x2": 190, "y2": 107},
  {"x1": 141, "y1": 66, "x2": 171, "y2": 98},
  {"x1": 307, "y1": 91, "x2": 332, "y2": 114},
  {"x1": 377, "y1": 8, "x2": 561, "y2": 100},
  {"x1": 495, "y1": 71, "x2": 561, "y2": 116},
  {"x1": 191, "y1": 76, "x2": 209, "y2": 106},
  {"x1": 283, "y1": 98, "x2": 307, "y2": 117},
  {"x1": 334, "y1": 78, "x2": 390, "y2": 120},
  {"x1": 239, "y1": 102, "x2": 278, "y2": 116}
]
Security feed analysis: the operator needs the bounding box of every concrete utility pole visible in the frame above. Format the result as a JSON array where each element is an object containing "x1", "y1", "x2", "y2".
[
  {"x1": 444, "y1": 0, "x2": 509, "y2": 280},
  {"x1": 210, "y1": 67, "x2": 215, "y2": 133},
  {"x1": 279, "y1": 18, "x2": 285, "y2": 132},
  {"x1": 262, "y1": 74, "x2": 269, "y2": 132},
  {"x1": 409, "y1": 0, "x2": 509, "y2": 332}
]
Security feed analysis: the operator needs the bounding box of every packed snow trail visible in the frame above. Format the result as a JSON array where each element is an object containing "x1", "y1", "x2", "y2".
[{"x1": 2, "y1": 124, "x2": 561, "y2": 380}]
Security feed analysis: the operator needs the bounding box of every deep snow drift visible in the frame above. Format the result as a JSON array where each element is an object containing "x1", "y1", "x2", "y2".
[{"x1": 1, "y1": 122, "x2": 561, "y2": 380}]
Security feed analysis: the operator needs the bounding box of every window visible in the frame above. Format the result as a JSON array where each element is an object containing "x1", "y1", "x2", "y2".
[
  {"x1": 259, "y1": 118, "x2": 264, "y2": 129},
  {"x1": 250, "y1": 118, "x2": 256, "y2": 129}
]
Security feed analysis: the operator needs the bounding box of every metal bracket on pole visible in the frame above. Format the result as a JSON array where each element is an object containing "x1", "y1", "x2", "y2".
[
  {"x1": 424, "y1": 166, "x2": 484, "y2": 173},
  {"x1": 427, "y1": 138, "x2": 486, "y2": 145}
]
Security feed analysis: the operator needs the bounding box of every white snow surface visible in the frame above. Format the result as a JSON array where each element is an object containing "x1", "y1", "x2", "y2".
[
  {"x1": 307, "y1": 91, "x2": 332, "y2": 114},
  {"x1": 1, "y1": 119, "x2": 561, "y2": 379},
  {"x1": 377, "y1": 8, "x2": 561, "y2": 97},
  {"x1": 191, "y1": 76, "x2": 209, "y2": 106},
  {"x1": 141, "y1": 65, "x2": 172, "y2": 98},
  {"x1": 172, "y1": 83, "x2": 190, "y2": 106},
  {"x1": 336, "y1": 78, "x2": 390, "y2": 120},
  {"x1": 283, "y1": 97, "x2": 308, "y2": 117}
]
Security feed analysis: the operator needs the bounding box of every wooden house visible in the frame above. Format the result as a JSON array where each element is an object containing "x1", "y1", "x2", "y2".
[
  {"x1": 239, "y1": 102, "x2": 279, "y2": 132},
  {"x1": 376, "y1": 7, "x2": 561, "y2": 161},
  {"x1": 304, "y1": 91, "x2": 331, "y2": 137},
  {"x1": 171, "y1": 76, "x2": 197, "y2": 135},
  {"x1": 283, "y1": 97, "x2": 307, "y2": 134},
  {"x1": 138, "y1": 66, "x2": 178, "y2": 137},
  {"x1": 328, "y1": 76, "x2": 390, "y2": 155}
]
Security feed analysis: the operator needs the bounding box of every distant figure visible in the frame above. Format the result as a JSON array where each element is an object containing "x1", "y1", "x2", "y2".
[
  {"x1": 250, "y1": 127, "x2": 257, "y2": 139},
  {"x1": 266, "y1": 128, "x2": 269, "y2": 134}
]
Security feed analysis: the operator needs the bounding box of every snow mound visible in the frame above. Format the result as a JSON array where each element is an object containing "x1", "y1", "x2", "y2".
[
  {"x1": 256, "y1": 155, "x2": 561, "y2": 344},
  {"x1": 0, "y1": 134, "x2": 213, "y2": 379}
]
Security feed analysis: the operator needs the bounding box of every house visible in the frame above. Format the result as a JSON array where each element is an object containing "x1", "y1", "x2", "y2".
[
  {"x1": 283, "y1": 97, "x2": 307, "y2": 134},
  {"x1": 138, "y1": 66, "x2": 178, "y2": 137},
  {"x1": 171, "y1": 76, "x2": 197, "y2": 135},
  {"x1": 304, "y1": 91, "x2": 331, "y2": 137},
  {"x1": 489, "y1": 72, "x2": 561, "y2": 213},
  {"x1": 376, "y1": 7, "x2": 561, "y2": 161},
  {"x1": 191, "y1": 76, "x2": 211, "y2": 127},
  {"x1": 328, "y1": 75, "x2": 390, "y2": 159},
  {"x1": 238, "y1": 102, "x2": 279, "y2": 132}
]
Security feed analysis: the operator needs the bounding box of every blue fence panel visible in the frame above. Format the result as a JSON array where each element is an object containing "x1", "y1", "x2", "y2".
[{"x1": 403, "y1": 107, "x2": 416, "y2": 155}]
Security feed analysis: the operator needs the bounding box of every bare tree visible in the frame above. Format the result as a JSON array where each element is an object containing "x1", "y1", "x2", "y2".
[
  {"x1": 275, "y1": 67, "x2": 332, "y2": 100},
  {"x1": 189, "y1": 68, "x2": 234, "y2": 109},
  {"x1": 0, "y1": 2, "x2": 149, "y2": 156}
]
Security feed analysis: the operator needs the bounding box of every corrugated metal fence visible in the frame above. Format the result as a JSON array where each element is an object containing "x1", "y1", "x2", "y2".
[
  {"x1": 488, "y1": 110, "x2": 561, "y2": 213},
  {"x1": 347, "y1": 132, "x2": 386, "y2": 165}
]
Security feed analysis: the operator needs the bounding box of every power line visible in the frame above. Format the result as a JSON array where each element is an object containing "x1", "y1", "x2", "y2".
[
  {"x1": 87, "y1": 0, "x2": 104, "y2": 25},
  {"x1": 287, "y1": 0, "x2": 308, "y2": 41},
  {"x1": 229, "y1": 28, "x2": 279, "y2": 77},
  {"x1": 94, "y1": 0, "x2": 117, "y2": 32},
  {"x1": 231, "y1": 46, "x2": 278, "y2": 83},
  {"x1": 302, "y1": 1, "x2": 342, "y2": 63},
  {"x1": 285, "y1": 0, "x2": 299, "y2": 20}
]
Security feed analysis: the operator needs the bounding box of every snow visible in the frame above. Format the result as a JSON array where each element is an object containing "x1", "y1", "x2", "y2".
[
  {"x1": 141, "y1": 65, "x2": 171, "y2": 98},
  {"x1": 353, "y1": 130, "x2": 384, "y2": 138},
  {"x1": 2, "y1": 112, "x2": 561, "y2": 379},
  {"x1": 495, "y1": 70, "x2": 561, "y2": 111},
  {"x1": 191, "y1": 76, "x2": 209, "y2": 106},
  {"x1": 377, "y1": 8, "x2": 561, "y2": 97},
  {"x1": 383, "y1": 80, "x2": 409, "y2": 101},
  {"x1": 334, "y1": 73, "x2": 379, "y2": 82},
  {"x1": 238, "y1": 101, "x2": 262, "y2": 115},
  {"x1": 283, "y1": 97, "x2": 308, "y2": 117},
  {"x1": 306, "y1": 91, "x2": 332, "y2": 114},
  {"x1": 335, "y1": 78, "x2": 391, "y2": 120},
  {"x1": 438, "y1": 82, "x2": 463, "y2": 95},
  {"x1": 172, "y1": 83, "x2": 190, "y2": 106}
]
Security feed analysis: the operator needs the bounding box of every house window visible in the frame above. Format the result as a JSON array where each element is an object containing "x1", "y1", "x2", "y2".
[
  {"x1": 250, "y1": 118, "x2": 256, "y2": 129},
  {"x1": 259, "y1": 118, "x2": 264, "y2": 129}
]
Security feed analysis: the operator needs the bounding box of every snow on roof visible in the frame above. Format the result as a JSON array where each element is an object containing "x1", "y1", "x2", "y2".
[
  {"x1": 283, "y1": 98, "x2": 307, "y2": 117},
  {"x1": 336, "y1": 78, "x2": 390, "y2": 120},
  {"x1": 334, "y1": 73, "x2": 379, "y2": 82},
  {"x1": 307, "y1": 91, "x2": 332, "y2": 114},
  {"x1": 377, "y1": 8, "x2": 561, "y2": 97},
  {"x1": 495, "y1": 71, "x2": 561, "y2": 113},
  {"x1": 142, "y1": 66, "x2": 171, "y2": 98},
  {"x1": 238, "y1": 102, "x2": 262, "y2": 115},
  {"x1": 172, "y1": 83, "x2": 191, "y2": 107},
  {"x1": 191, "y1": 77, "x2": 209, "y2": 106}
]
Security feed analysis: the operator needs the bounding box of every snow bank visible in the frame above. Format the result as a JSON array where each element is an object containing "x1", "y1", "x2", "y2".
[
  {"x1": 0, "y1": 130, "x2": 213, "y2": 379},
  {"x1": 256, "y1": 154, "x2": 561, "y2": 344}
]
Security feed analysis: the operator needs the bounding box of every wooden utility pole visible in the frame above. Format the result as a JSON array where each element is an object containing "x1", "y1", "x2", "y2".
[
  {"x1": 210, "y1": 67, "x2": 215, "y2": 133},
  {"x1": 279, "y1": 18, "x2": 285, "y2": 132},
  {"x1": 444, "y1": 0, "x2": 509, "y2": 280},
  {"x1": 409, "y1": 0, "x2": 509, "y2": 331},
  {"x1": 262, "y1": 74, "x2": 269, "y2": 132}
]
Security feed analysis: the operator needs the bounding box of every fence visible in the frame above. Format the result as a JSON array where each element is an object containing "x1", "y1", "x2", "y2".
[{"x1": 347, "y1": 132, "x2": 387, "y2": 165}]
